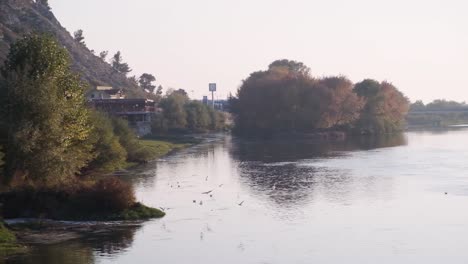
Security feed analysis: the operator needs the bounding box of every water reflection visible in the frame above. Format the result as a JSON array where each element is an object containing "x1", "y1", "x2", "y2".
[
  {"x1": 231, "y1": 134, "x2": 407, "y2": 206},
  {"x1": 6, "y1": 226, "x2": 140, "y2": 264},
  {"x1": 230, "y1": 134, "x2": 407, "y2": 163},
  {"x1": 5, "y1": 133, "x2": 416, "y2": 264}
]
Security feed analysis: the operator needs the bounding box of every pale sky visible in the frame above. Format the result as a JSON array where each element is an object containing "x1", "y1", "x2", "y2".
[{"x1": 49, "y1": 0, "x2": 468, "y2": 103}]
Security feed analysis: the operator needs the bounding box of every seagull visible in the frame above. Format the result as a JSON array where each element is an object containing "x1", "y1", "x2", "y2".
[
  {"x1": 238, "y1": 201, "x2": 244, "y2": 206},
  {"x1": 219, "y1": 184, "x2": 224, "y2": 187},
  {"x1": 193, "y1": 200, "x2": 197, "y2": 203},
  {"x1": 199, "y1": 201, "x2": 203, "y2": 205},
  {"x1": 205, "y1": 176, "x2": 209, "y2": 181},
  {"x1": 202, "y1": 190, "x2": 214, "y2": 195},
  {"x1": 445, "y1": 192, "x2": 448, "y2": 195}
]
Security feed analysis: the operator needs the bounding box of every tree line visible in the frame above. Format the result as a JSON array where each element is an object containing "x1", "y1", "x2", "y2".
[
  {"x1": 230, "y1": 60, "x2": 409, "y2": 136},
  {"x1": 152, "y1": 89, "x2": 227, "y2": 134},
  {"x1": 410, "y1": 99, "x2": 468, "y2": 112},
  {"x1": 0, "y1": 35, "x2": 157, "y2": 186},
  {"x1": 73, "y1": 30, "x2": 163, "y2": 98}
]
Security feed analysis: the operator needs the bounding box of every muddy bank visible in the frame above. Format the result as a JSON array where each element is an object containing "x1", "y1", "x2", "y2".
[{"x1": 5, "y1": 219, "x2": 143, "y2": 245}]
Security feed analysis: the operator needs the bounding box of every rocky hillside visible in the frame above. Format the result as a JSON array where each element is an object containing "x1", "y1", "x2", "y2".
[{"x1": 0, "y1": 0, "x2": 146, "y2": 98}]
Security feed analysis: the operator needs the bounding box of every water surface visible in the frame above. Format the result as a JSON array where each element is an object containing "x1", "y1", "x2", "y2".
[{"x1": 8, "y1": 129, "x2": 468, "y2": 263}]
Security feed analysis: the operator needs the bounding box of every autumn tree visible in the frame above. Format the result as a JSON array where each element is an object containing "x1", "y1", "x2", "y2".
[
  {"x1": 318, "y1": 76, "x2": 363, "y2": 128},
  {"x1": 111, "y1": 51, "x2": 132, "y2": 75},
  {"x1": 232, "y1": 60, "x2": 365, "y2": 135},
  {"x1": 139, "y1": 73, "x2": 156, "y2": 93},
  {"x1": 0, "y1": 35, "x2": 94, "y2": 185},
  {"x1": 354, "y1": 79, "x2": 409, "y2": 134}
]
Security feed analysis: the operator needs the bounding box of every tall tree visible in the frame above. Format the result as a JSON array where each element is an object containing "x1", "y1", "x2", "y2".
[
  {"x1": 156, "y1": 85, "x2": 163, "y2": 96},
  {"x1": 318, "y1": 76, "x2": 363, "y2": 127},
  {"x1": 232, "y1": 60, "x2": 395, "y2": 136},
  {"x1": 73, "y1": 29, "x2": 85, "y2": 45},
  {"x1": 99, "y1": 50, "x2": 108, "y2": 61},
  {"x1": 139, "y1": 73, "x2": 156, "y2": 93},
  {"x1": 0, "y1": 35, "x2": 94, "y2": 185},
  {"x1": 159, "y1": 92, "x2": 188, "y2": 131},
  {"x1": 111, "y1": 51, "x2": 132, "y2": 75},
  {"x1": 353, "y1": 79, "x2": 409, "y2": 134}
]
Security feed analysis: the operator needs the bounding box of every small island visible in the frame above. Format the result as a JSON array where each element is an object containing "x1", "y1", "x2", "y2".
[{"x1": 229, "y1": 59, "x2": 410, "y2": 137}]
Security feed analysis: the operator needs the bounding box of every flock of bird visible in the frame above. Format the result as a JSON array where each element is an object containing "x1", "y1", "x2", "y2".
[{"x1": 162, "y1": 174, "x2": 245, "y2": 213}]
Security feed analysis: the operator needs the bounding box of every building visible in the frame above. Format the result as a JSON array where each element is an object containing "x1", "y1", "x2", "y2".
[
  {"x1": 90, "y1": 98, "x2": 157, "y2": 136},
  {"x1": 88, "y1": 86, "x2": 124, "y2": 100}
]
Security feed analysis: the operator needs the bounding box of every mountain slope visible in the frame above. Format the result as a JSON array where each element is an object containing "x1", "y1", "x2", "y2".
[{"x1": 0, "y1": 0, "x2": 146, "y2": 98}]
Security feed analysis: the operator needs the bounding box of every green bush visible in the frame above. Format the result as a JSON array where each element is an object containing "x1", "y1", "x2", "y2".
[
  {"x1": 0, "y1": 223, "x2": 15, "y2": 244},
  {"x1": 110, "y1": 117, "x2": 160, "y2": 162},
  {"x1": 111, "y1": 202, "x2": 165, "y2": 220},
  {"x1": 151, "y1": 90, "x2": 227, "y2": 135},
  {"x1": 130, "y1": 146, "x2": 158, "y2": 163},
  {"x1": 87, "y1": 111, "x2": 127, "y2": 172}
]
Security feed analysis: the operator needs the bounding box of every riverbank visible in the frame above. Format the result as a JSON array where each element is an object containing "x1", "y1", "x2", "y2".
[
  {"x1": 0, "y1": 222, "x2": 26, "y2": 256},
  {"x1": 139, "y1": 137, "x2": 196, "y2": 159},
  {"x1": 121, "y1": 136, "x2": 200, "y2": 168},
  {"x1": 1, "y1": 136, "x2": 198, "y2": 220},
  {"x1": 0, "y1": 135, "x2": 204, "y2": 258}
]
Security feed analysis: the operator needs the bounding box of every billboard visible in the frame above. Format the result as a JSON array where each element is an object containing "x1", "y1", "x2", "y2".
[{"x1": 209, "y1": 83, "x2": 217, "y2": 92}]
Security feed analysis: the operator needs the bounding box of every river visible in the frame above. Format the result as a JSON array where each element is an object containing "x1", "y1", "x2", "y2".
[{"x1": 8, "y1": 128, "x2": 468, "y2": 263}]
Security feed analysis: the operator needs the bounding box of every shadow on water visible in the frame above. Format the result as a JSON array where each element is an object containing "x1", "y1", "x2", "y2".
[
  {"x1": 230, "y1": 134, "x2": 407, "y2": 207},
  {"x1": 5, "y1": 226, "x2": 140, "y2": 264},
  {"x1": 230, "y1": 133, "x2": 407, "y2": 163}
]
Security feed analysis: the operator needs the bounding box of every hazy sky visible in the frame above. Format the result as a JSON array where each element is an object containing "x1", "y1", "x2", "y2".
[{"x1": 49, "y1": 0, "x2": 468, "y2": 102}]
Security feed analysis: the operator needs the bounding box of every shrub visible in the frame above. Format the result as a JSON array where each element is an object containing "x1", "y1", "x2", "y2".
[
  {"x1": 90, "y1": 177, "x2": 135, "y2": 212},
  {"x1": 87, "y1": 111, "x2": 127, "y2": 172},
  {"x1": 0, "y1": 223, "x2": 16, "y2": 244},
  {"x1": 0, "y1": 177, "x2": 136, "y2": 220},
  {"x1": 130, "y1": 146, "x2": 158, "y2": 163}
]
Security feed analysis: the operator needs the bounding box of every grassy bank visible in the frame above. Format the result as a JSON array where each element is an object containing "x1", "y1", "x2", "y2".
[
  {"x1": 0, "y1": 222, "x2": 25, "y2": 256},
  {"x1": 139, "y1": 135, "x2": 202, "y2": 158}
]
